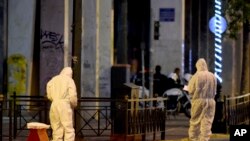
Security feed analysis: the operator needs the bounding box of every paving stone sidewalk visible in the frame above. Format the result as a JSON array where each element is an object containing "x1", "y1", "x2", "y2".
[{"x1": 2, "y1": 113, "x2": 230, "y2": 141}]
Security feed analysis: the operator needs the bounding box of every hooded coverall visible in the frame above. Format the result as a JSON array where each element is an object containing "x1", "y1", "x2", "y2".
[
  {"x1": 188, "y1": 58, "x2": 217, "y2": 141},
  {"x1": 46, "y1": 67, "x2": 78, "y2": 141}
]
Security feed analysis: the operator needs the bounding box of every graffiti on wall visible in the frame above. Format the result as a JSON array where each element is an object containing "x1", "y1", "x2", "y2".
[
  {"x1": 7, "y1": 54, "x2": 27, "y2": 96},
  {"x1": 40, "y1": 29, "x2": 64, "y2": 95},
  {"x1": 40, "y1": 29, "x2": 64, "y2": 48}
]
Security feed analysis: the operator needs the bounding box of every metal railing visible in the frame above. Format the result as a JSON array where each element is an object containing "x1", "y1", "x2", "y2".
[
  {"x1": 0, "y1": 94, "x2": 167, "y2": 141},
  {"x1": 225, "y1": 93, "x2": 250, "y2": 126},
  {"x1": 0, "y1": 95, "x2": 12, "y2": 141},
  {"x1": 125, "y1": 98, "x2": 167, "y2": 140},
  {"x1": 2, "y1": 92, "x2": 250, "y2": 140},
  {"x1": 75, "y1": 97, "x2": 167, "y2": 141},
  {"x1": 11, "y1": 93, "x2": 50, "y2": 139},
  {"x1": 0, "y1": 95, "x2": 3, "y2": 141},
  {"x1": 74, "y1": 97, "x2": 114, "y2": 137}
]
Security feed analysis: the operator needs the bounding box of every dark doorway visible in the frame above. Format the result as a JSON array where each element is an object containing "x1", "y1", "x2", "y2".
[
  {"x1": 127, "y1": 0, "x2": 150, "y2": 72},
  {"x1": 114, "y1": 0, "x2": 151, "y2": 73}
]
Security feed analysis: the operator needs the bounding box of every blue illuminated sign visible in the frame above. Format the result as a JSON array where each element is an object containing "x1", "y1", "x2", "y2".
[{"x1": 209, "y1": 16, "x2": 227, "y2": 34}]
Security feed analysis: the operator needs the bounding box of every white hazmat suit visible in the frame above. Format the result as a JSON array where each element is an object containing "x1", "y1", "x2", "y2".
[
  {"x1": 46, "y1": 67, "x2": 78, "y2": 141},
  {"x1": 188, "y1": 58, "x2": 217, "y2": 141}
]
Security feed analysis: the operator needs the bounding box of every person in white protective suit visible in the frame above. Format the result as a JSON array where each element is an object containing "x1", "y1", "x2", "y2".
[
  {"x1": 46, "y1": 67, "x2": 78, "y2": 141},
  {"x1": 187, "y1": 58, "x2": 217, "y2": 141}
]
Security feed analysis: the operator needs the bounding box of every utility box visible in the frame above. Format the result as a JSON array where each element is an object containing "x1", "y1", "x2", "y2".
[{"x1": 124, "y1": 83, "x2": 140, "y2": 111}]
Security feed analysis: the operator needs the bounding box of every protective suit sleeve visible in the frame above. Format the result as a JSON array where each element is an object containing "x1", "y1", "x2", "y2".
[
  {"x1": 69, "y1": 79, "x2": 78, "y2": 108},
  {"x1": 188, "y1": 74, "x2": 196, "y2": 95},
  {"x1": 46, "y1": 79, "x2": 53, "y2": 101}
]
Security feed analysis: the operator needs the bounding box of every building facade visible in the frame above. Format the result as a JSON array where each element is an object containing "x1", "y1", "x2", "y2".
[{"x1": 0, "y1": 0, "x2": 248, "y2": 98}]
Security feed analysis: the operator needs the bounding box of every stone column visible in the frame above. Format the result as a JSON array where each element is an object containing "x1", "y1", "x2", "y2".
[
  {"x1": 64, "y1": 0, "x2": 73, "y2": 67},
  {"x1": 40, "y1": 0, "x2": 64, "y2": 95},
  {"x1": 8, "y1": 0, "x2": 36, "y2": 96},
  {"x1": 81, "y1": 0, "x2": 112, "y2": 98},
  {"x1": 0, "y1": 0, "x2": 5, "y2": 94}
]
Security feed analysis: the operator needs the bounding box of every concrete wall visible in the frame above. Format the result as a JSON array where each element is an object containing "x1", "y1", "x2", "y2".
[
  {"x1": 7, "y1": 0, "x2": 113, "y2": 97},
  {"x1": 40, "y1": 0, "x2": 65, "y2": 96},
  {"x1": 222, "y1": 35, "x2": 243, "y2": 96},
  {"x1": 81, "y1": 0, "x2": 113, "y2": 98},
  {"x1": 7, "y1": 0, "x2": 36, "y2": 96},
  {"x1": 98, "y1": 0, "x2": 113, "y2": 97},
  {"x1": 150, "y1": 0, "x2": 185, "y2": 75},
  {"x1": 5, "y1": 0, "x2": 241, "y2": 97},
  {"x1": 0, "y1": 0, "x2": 4, "y2": 94}
]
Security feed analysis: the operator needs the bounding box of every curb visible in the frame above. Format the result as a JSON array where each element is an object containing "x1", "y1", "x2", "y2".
[
  {"x1": 163, "y1": 134, "x2": 229, "y2": 141},
  {"x1": 211, "y1": 133, "x2": 229, "y2": 138}
]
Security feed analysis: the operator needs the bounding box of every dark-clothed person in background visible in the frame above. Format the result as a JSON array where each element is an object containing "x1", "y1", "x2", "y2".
[{"x1": 153, "y1": 65, "x2": 168, "y2": 96}]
